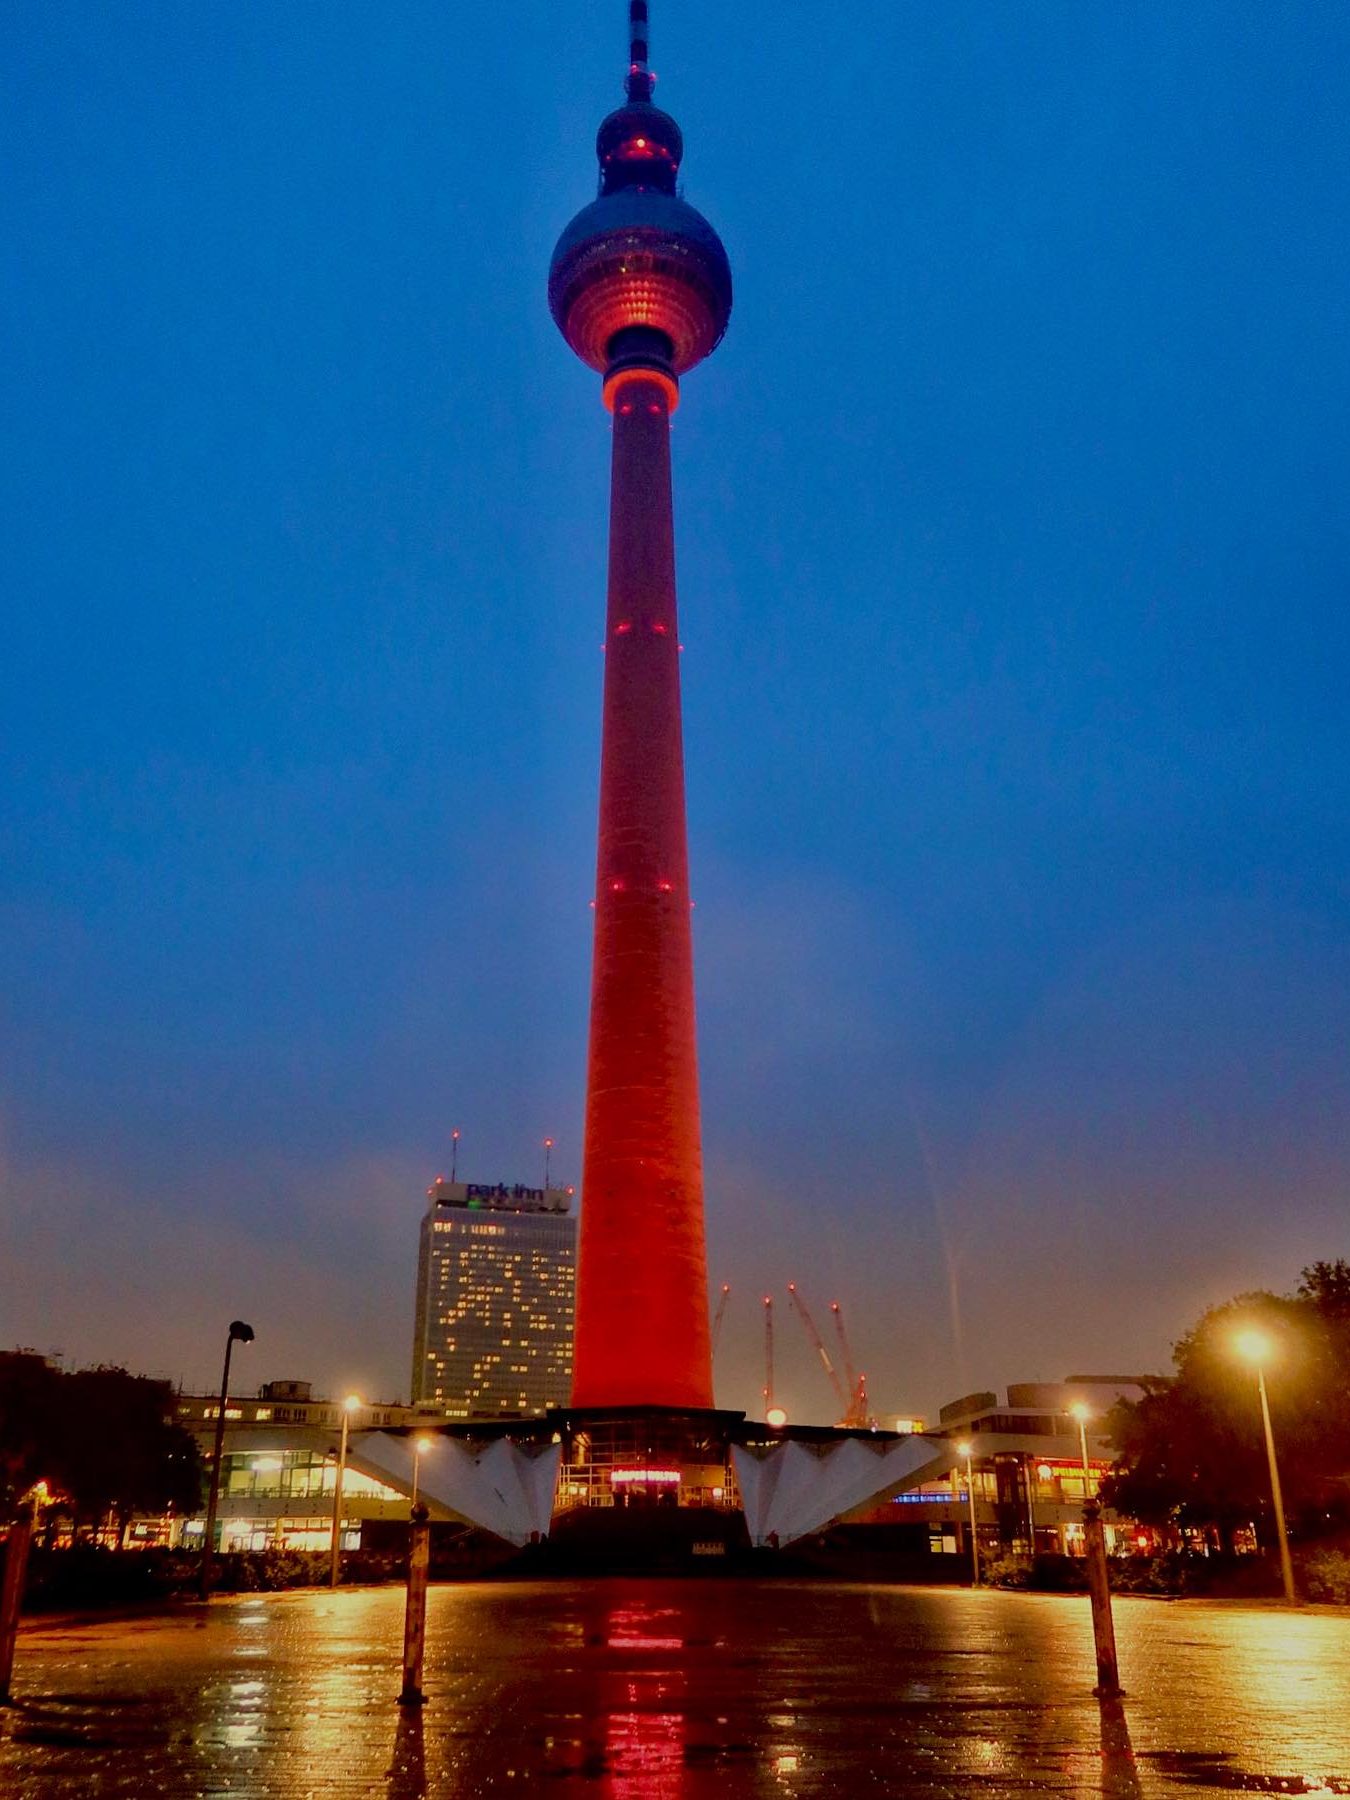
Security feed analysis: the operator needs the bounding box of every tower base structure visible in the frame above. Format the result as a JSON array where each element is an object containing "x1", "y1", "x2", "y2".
[{"x1": 347, "y1": 1409, "x2": 940, "y2": 1569}]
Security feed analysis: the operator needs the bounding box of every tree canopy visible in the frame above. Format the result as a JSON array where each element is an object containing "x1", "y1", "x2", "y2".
[
  {"x1": 1102, "y1": 1261, "x2": 1350, "y2": 1546},
  {"x1": 0, "y1": 1353, "x2": 202, "y2": 1531}
]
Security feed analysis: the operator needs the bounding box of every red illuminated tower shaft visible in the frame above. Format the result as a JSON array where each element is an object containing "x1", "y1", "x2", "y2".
[
  {"x1": 550, "y1": 2, "x2": 732, "y2": 1411},
  {"x1": 574, "y1": 370, "x2": 710, "y2": 1408}
]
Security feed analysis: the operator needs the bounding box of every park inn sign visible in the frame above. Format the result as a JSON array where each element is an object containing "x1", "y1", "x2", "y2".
[{"x1": 426, "y1": 1179, "x2": 574, "y2": 1216}]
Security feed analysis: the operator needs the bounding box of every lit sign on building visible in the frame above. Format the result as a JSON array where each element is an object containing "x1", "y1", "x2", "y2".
[
  {"x1": 424, "y1": 1178, "x2": 575, "y2": 1216},
  {"x1": 609, "y1": 1468, "x2": 682, "y2": 1486}
]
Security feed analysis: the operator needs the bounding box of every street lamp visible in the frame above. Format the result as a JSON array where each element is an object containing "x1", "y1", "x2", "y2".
[
  {"x1": 956, "y1": 1441, "x2": 980, "y2": 1587},
  {"x1": 1233, "y1": 1327, "x2": 1296, "y2": 1604},
  {"x1": 1024, "y1": 1454, "x2": 1038, "y2": 1560},
  {"x1": 411, "y1": 1436, "x2": 434, "y2": 1511},
  {"x1": 199, "y1": 1319, "x2": 255, "y2": 1599},
  {"x1": 1068, "y1": 1400, "x2": 1093, "y2": 1485},
  {"x1": 329, "y1": 1393, "x2": 361, "y2": 1590}
]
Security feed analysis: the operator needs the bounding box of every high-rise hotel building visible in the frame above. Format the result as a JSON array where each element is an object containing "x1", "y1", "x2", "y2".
[{"x1": 411, "y1": 1178, "x2": 576, "y2": 1418}]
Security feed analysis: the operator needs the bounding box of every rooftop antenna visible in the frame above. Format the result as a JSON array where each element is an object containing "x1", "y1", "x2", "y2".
[
  {"x1": 450, "y1": 1127, "x2": 460, "y2": 1182},
  {"x1": 543, "y1": 1137, "x2": 555, "y2": 1189},
  {"x1": 626, "y1": 0, "x2": 654, "y2": 102}
]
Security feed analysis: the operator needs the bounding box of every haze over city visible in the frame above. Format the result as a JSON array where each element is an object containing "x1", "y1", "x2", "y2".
[{"x1": 4, "y1": 0, "x2": 1348, "y2": 1425}]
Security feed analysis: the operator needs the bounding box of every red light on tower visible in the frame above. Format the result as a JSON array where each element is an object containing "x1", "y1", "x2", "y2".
[{"x1": 549, "y1": 0, "x2": 731, "y2": 1411}]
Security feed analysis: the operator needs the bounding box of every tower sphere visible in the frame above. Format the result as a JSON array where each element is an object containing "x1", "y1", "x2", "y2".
[{"x1": 549, "y1": 98, "x2": 732, "y2": 377}]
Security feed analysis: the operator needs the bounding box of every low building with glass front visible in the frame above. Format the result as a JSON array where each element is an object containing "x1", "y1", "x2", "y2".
[
  {"x1": 157, "y1": 1379, "x2": 426, "y2": 1553},
  {"x1": 854, "y1": 1377, "x2": 1154, "y2": 1562}
]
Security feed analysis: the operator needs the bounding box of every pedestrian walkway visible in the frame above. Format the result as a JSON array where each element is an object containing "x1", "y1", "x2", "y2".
[{"x1": 0, "y1": 1581, "x2": 1346, "y2": 1795}]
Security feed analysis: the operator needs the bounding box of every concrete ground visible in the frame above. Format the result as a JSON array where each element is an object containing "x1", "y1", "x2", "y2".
[{"x1": 0, "y1": 1580, "x2": 1347, "y2": 1796}]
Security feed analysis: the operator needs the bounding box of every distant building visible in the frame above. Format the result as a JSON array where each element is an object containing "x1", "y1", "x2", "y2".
[
  {"x1": 859, "y1": 1377, "x2": 1154, "y2": 1560},
  {"x1": 115, "y1": 1381, "x2": 424, "y2": 1554},
  {"x1": 411, "y1": 1178, "x2": 576, "y2": 1418}
]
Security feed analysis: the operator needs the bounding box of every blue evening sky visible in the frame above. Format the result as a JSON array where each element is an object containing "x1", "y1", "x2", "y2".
[{"x1": 3, "y1": 2, "x2": 1348, "y2": 1421}]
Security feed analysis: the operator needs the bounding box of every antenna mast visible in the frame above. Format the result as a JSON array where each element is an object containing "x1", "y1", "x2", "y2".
[{"x1": 626, "y1": 0, "x2": 654, "y2": 101}]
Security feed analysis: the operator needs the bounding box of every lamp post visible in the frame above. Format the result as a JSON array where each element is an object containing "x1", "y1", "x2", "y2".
[
  {"x1": 329, "y1": 1394, "x2": 361, "y2": 1590},
  {"x1": 411, "y1": 1437, "x2": 434, "y2": 1512},
  {"x1": 1233, "y1": 1328, "x2": 1296, "y2": 1604},
  {"x1": 199, "y1": 1319, "x2": 255, "y2": 1599},
  {"x1": 956, "y1": 1441, "x2": 980, "y2": 1587},
  {"x1": 1024, "y1": 1454, "x2": 1038, "y2": 1560},
  {"x1": 1068, "y1": 1400, "x2": 1093, "y2": 1485}
]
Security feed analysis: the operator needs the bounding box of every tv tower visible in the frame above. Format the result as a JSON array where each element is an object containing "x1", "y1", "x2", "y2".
[{"x1": 550, "y1": 1, "x2": 732, "y2": 1410}]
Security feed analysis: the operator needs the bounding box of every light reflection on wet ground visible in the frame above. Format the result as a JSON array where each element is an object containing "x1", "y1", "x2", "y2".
[{"x1": 0, "y1": 1581, "x2": 1346, "y2": 1796}]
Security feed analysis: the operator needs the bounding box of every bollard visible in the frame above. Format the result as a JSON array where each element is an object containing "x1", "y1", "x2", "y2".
[
  {"x1": 0, "y1": 1506, "x2": 35, "y2": 1704},
  {"x1": 398, "y1": 1503, "x2": 431, "y2": 1707},
  {"x1": 1082, "y1": 1498, "x2": 1122, "y2": 1698}
]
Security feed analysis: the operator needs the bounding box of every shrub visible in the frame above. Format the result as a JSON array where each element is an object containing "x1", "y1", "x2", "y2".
[
  {"x1": 1302, "y1": 1549, "x2": 1350, "y2": 1604},
  {"x1": 979, "y1": 1554, "x2": 1031, "y2": 1589}
]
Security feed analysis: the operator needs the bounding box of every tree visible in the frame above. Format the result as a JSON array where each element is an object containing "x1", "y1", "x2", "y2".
[
  {"x1": 52, "y1": 1368, "x2": 203, "y2": 1539},
  {"x1": 1102, "y1": 1268, "x2": 1350, "y2": 1548},
  {"x1": 0, "y1": 1354, "x2": 202, "y2": 1536},
  {"x1": 0, "y1": 1351, "x2": 60, "y2": 1515},
  {"x1": 1299, "y1": 1259, "x2": 1350, "y2": 1320}
]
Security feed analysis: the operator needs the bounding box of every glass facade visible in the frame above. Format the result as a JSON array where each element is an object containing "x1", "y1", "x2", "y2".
[
  {"x1": 221, "y1": 1450, "x2": 400, "y2": 1503},
  {"x1": 555, "y1": 1416, "x2": 737, "y2": 1512}
]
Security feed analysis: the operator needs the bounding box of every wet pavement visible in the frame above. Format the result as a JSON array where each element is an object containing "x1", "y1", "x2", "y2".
[{"x1": 0, "y1": 1580, "x2": 1346, "y2": 1796}]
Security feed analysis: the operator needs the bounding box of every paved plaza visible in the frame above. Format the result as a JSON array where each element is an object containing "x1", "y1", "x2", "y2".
[{"x1": 0, "y1": 1580, "x2": 1346, "y2": 1796}]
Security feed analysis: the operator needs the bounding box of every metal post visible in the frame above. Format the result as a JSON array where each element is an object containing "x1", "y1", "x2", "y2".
[
  {"x1": 329, "y1": 1405, "x2": 352, "y2": 1589},
  {"x1": 0, "y1": 1500, "x2": 36, "y2": 1704},
  {"x1": 964, "y1": 1451, "x2": 980, "y2": 1587},
  {"x1": 200, "y1": 1319, "x2": 254, "y2": 1600},
  {"x1": 1256, "y1": 1365, "x2": 1297, "y2": 1604},
  {"x1": 398, "y1": 1504, "x2": 431, "y2": 1707},
  {"x1": 1025, "y1": 1454, "x2": 1038, "y2": 1562},
  {"x1": 1082, "y1": 1498, "x2": 1122, "y2": 1697}
]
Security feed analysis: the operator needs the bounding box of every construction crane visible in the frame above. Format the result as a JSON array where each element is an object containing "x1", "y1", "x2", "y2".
[
  {"x1": 786, "y1": 1283, "x2": 850, "y2": 1422},
  {"x1": 830, "y1": 1299, "x2": 871, "y2": 1428},
  {"x1": 762, "y1": 1295, "x2": 775, "y2": 1418},
  {"x1": 710, "y1": 1283, "x2": 731, "y2": 1357}
]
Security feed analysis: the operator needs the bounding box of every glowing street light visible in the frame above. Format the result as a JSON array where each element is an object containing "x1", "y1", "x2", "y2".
[
  {"x1": 956, "y1": 1441, "x2": 980, "y2": 1587},
  {"x1": 1233, "y1": 1328, "x2": 1296, "y2": 1604},
  {"x1": 765, "y1": 1406, "x2": 788, "y2": 1430},
  {"x1": 1068, "y1": 1400, "x2": 1093, "y2": 1484},
  {"x1": 411, "y1": 1436, "x2": 435, "y2": 1511},
  {"x1": 329, "y1": 1393, "x2": 362, "y2": 1590}
]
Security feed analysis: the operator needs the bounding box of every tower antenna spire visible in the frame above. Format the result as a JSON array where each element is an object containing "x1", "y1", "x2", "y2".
[{"x1": 626, "y1": 0, "x2": 654, "y2": 102}]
